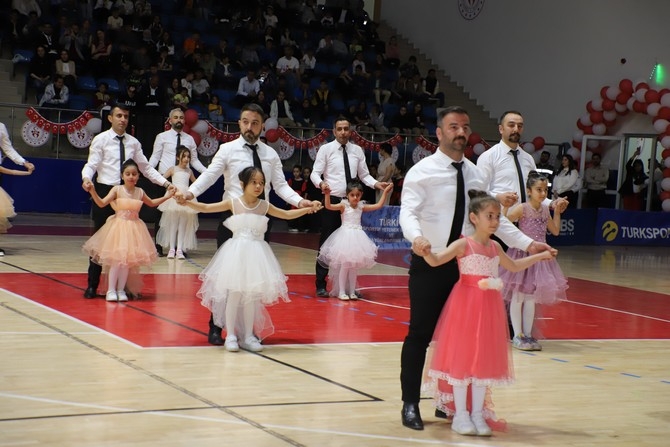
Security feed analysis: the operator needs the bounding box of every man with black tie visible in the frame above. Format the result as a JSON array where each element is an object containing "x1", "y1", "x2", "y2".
[
  {"x1": 149, "y1": 108, "x2": 207, "y2": 256},
  {"x1": 175, "y1": 103, "x2": 321, "y2": 345},
  {"x1": 398, "y1": 106, "x2": 553, "y2": 431},
  {"x1": 309, "y1": 117, "x2": 391, "y2": 299},
  {"x1": 81, "y1": 104, "x2": 175, "y2": 299}
]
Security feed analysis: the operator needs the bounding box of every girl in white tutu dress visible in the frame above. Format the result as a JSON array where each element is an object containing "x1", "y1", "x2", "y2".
[
  {"x1": 0, "y1": 165, "x2": 33, "y2": 237},
  {"x1": 185, "y1": 166, "x2": 321, "y2": 352},
  {"x1": 82, "y1": 160, "x2": 174, "y2": 302},
  {"x1": 317, "y1": 181, "x2": 393, "y2": 300},
  {"x1": 500, "y1": 171, "x2": 568, "y2": 351},
  {"x1": 156, "y1": 146, "x2": 199, "y2": 259}
]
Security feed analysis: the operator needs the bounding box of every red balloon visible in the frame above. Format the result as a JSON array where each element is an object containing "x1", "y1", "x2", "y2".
[
  {"x1": 184, "y1": 109, "x2": 199, "y2": 127},
  {"x1": 464, "y1": 146, "x2": 475, "y2": 160},
  {"x1": 664, "y1": 168, "x2": 670, "y2": 178},
  {"x1": 635, "y1": 81, "x2": 650, "y2": 91},
  {"x1": 615, "y1": 92, "x2": 630, "y2": 105},
  {"x1": 572, "y1": 140, "x2": 582, "y2": 149},
  {"x1": 468, "y1": 132, "x2": 482, "y2": 145},
  {"x1": 645, "y1": 89, "x2": 660, "y2": 104},
  {"x1": 660, "y1": 191, "x2": 670, "y2": 202},
  {"x1": 662, "y1": 149, "x2": 670, "y2": 159},
  {"x1": 576, "y1": 119, "x2": 586, "y2": 131},
  {"x1": 586, "y1": 101, "x2": 595, "y2": 113},
  {"x1": 602, "y1": 99, "x2": 615, "y2": 111},
  {"x1": 619, "y1": 79, "x2": 634, "y2": 94},
  {"x1": 190, "y1": 131, "x2": 201, "y2": 147},
  {"x1": 633, "y1": 101, "x2": 647, "y2": 114},
  {"x1": 600, "y1": 86, "x2": 609, "y2": 99},
  {"x1": 265, "y1": 128, "x2": 279, "y2": 143},
  {"x1": 591, "y1": 111, "x2": 604, "y2": 124},
  {"x1": 582, "y1": 125, "x2": 593, "y2": 135},
  {"x1": 182, "y1": 124, "x2": 191, "y2": 134},
  {"x1": 658, "y1": 107, "x2": 670, "y2": 121},
  {"x1": 532, "y1": 136, "x2": 545, "y2": 150}
]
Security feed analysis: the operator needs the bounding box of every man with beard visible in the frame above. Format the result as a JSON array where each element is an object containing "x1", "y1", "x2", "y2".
[
  {"x1": 175, "y1": 103, "x2": 321, "y2": 345},
  {"x1": 398, "y1": 107, "x2": 553, "y2": 431},
  {"x1": 149, "y1": 108, "x2": 207, "y2": 255}
]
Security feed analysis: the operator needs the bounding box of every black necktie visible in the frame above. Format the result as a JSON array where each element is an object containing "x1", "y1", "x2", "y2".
[
  {"x1": 116, "y1": 135, "x2": 125, "y2": 185},
  {"x1": 246, "y1": 143, "x2": 265, "y2": 199},
  {"x1": 510, "y1": 150, "x2": 527, "y2": 202},
  {"x1": 341, "y1": 144, "x2": 352, "y2": 185},
  {"x1": 176, "y1": 132, "x2": 181, "y2": 150},
  {"x1": 448, "y1": 162, "x2": 465, "y2": 245}
]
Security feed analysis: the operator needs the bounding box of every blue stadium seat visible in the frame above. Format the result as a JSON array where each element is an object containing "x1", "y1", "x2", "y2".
[
  {"x1": 97, "y1": 78, "x2": 120, "y2": 93},
  {"x1": 68, "y1": 94, "x2": 93, "y2": 111},
  {"x1": 77, "y1": 76, "x2": 97, "y2": 92}
]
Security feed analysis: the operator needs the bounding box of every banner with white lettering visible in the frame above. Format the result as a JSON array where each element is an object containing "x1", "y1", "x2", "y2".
[
  {"x1": 362, "y1": 206, "x2": 411, "y2": 250},
  {"x1": 546, "y1": 208, "x2": 597, "y2": 246},
  {"x1": 594, "y1": 209, "x2": 670, "y2": 246}
]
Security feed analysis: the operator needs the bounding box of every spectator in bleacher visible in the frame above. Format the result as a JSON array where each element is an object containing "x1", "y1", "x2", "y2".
[
  {"x1": 148, "y1": 14, "x2": 163, "y2": 43},
  {"x1": 240, "y1": 43, "x2": 261, "y2": 71},
  {"x1": 142, "y1": 74, "x2": 167, "y2": 112},
  {"x1": 311, "y1": 79, "x2": 331, "y2": 122},
  {"x1": 253, "y1": 90, "x2": 271, "y2": 116},
  {"x1": 93, "y1": 0, "x2": 113, "y2": 25},
  {"x1": 166, "y1": 77, "x2": 180, "y2": 100},
  {"x1": 280, "y1": 27, "x2": 298, "y2": 51},
  {"x1": 106, "y1": 7, "x2": 123, "y2": 39},
  {"x1": 300, "y1": 48, "x2": 316, "y2": 78},
  {"x1": 134, "y1": 0, "x2": 152, "y2": 28},
  {"x1": 208, "y1": 94, "x2": 225, "y2": 125},
  {"x1": 399, "y1": 55, "x2": 420, "y2": 79},
  {"x1": 293, "y1": 77, "x2": 313, "y2": 105},
  {"x1": 335, "y1": 67, "x2": 354, "y2": 102},
  {"x1": 36, "y1": 22, "x2": 58, "y2": 59},
  {"x1": 320, "y1": 10, "x2": 335, "y2": 28},
  {"x1": 199, "y1": 51, "x2": 217, "y2": 84},
  {"x1": 55, "y1": 49, "x2": 77, "y2": 92},
  {"x1": 155, "y1": 46, "x2": 174, "y2": 74},
  {"x1": 213, "y1": 54, "x2": 236, "y2": 89},
  {"x1": 391, "y1": 74, "x2": 411, "y2": 104},
  {"x1": 114, "y1": 0, "x2": 134, "y2": 22},
  {"x1": 182, "y1": 32, "x2": 203, "y2": 61},
  {"x1": 353, "y1": 101, "x2": 374, "y2": 134},
  {"x1": 39, "y1": 75, "x2": 69, "y2": 108},
  {"x1": 156, "y1": 31, "x2": 175, "y2": 57},
  {"x1": 369, "y1": 103, "x2": 388, "y2": 134},
  {"x1": 332, "y1": 32, "x2": 349, "y2": 62},
  {"x1": 90, "y1": 28, "x2": 112, "y2": 77},
  {"x1": 385, "y1": 35, "x2": 400, "y2": 69},
  {"x1": 13, "y1": 0, "x2": 42, "y2": 18},
  {"x1": 172, "y1": 85, "x2": 190, "y2": 110},
  {"x1": 411, "y1": 102, "x2": 429, "y2": 136},
  {"x1": 258, "y1": 38, "x2": 279, "y2": 69},
  {"x1": 295, "y1": 98, "x2": 317, "y2": 136},
  {"x1": 29, "y1": 45, "x2": 52, "y2": 98},
  {"x1": 300, "y1": 0, "x2": 318, "y2": 26},
  {"x1": 276, "y1": 45, "x2": 300, "y2": 94},
  {"x1": 389, "y1": 105, "x2": 416, "y2": 135},
  {"x1": 370, "y1": 68, "x2": 392, "y2": 105},
  {"x1": 118, "y1": 84, "x2": 143, "y2": 111},
  {"x1": 257, "y1": 63, "x2": 278, "y2": 97},
  {"x1": 214, "y1": 38, "x2": 235, "y2": 66},
  {"x1": 407, "y1": 73, "x2": 429, "y2": 104},
  {"x1": 263, "y1": 5, "x2": 279, "y2": 29},
  {"x1": 94, "y1": 82, "x2": 112, "y2": 111},
  {"x1": 179, "y1": 71, "x2": 194, "y2": 98},
  {"x1": 263, "y1": 26, "x2": 277, "y2": 44},
  {"x1": 270, "y1": 90, "x2": 297, "y2": 129},
  {"x1": 316, "y1": 34, "x2": 336, "y2": 63},
  {"x1": 351, "y1": 50, "x2": 367, "y2": 74},
  {"x1": 192, "y1": 69, "x2": 211, "y2": 104},
  {"x1": 235, "y1": 70, "x2": 260, "y2": 107},
  {"x1": 422, "y1": 68, "x2": 445, "y2": 107},
  {"x1": 7, "y1": 10, "x2": 27, "y2": 52}
]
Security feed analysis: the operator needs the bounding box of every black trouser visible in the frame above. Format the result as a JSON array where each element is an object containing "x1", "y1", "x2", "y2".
[
  {"x1": 586, "y1": 189, "x2": 607, "y2": 208},
  {"x1": 314, "y1": 196, "x2": 344, "y2": 290},
  {"x1": 210, "y1": 210, "x2": 272, "y2": 330},
  {"x1": 87, "y1": 183, "x2": 115, "y2": 290},
  {"x1": 400, "y1": 254, "x2": 459, "y2": 403}
]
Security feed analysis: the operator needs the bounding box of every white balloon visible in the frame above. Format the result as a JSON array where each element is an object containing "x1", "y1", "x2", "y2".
[
  {"x1": 665, "y1": 157, "x2": 670, "y2": 168},
  {"x1": 606, "y1": 86, "x2": 620, "y2": 101},
  {"x1": 647, "y1": 102, "x2": 661, "y2": 117},
  {"x1": 573, "y1": 129, "x2": 584, "y2": 143},
  {"x1": 192, "y1": 119, "x2": 208, "y2": 135},
  {"x1": 587, "y1": 139, "x2": 599, "y2": 149},
  {"x1": 585, "y1": 150, "x2": 593, "y2": 162},
  {"x1": 626, "y1": 97, "x2": 636, "y2": 111},
  {"x1": 603, "y1": 110, "x2": 617, "y2": 121},
  {"x1": 634, "y1": 89, "x2": 647, "y2": 102},
  {"x1": 579, "y1": 114, "x2": 592, "y2": 126},
  {"x1": 662, "y1": 178, "x2": 670, "y2": 192},
  {"x1": 473, "y1": 143, "x2": 485, "y2": 155},
  {"x1": 662, "y1": 199, "x2": 670, "y2": 212},
  {"x1": 264, "y1": 117, "x2": 279, "y2": 130},
  {"x1": 653, "y1": 119, "x2": 670, "y2": 133},
  {"x1": 591, "y1": 98, "x2": 603, "y2": 111},
  {"x1": 85, "y1": 117, "x2": 102, "y2": 134},
  {"x1": 522, "y1": 142, "x2": 535, "y2": 153},
  {"x1": 661, "y1": 136, "x2": 670, "y2": 149},
  {"x1": 567, "y1": 147, "x2": 581, "y2": 160},
  {"x1": 615, "y1": 102, "x2": 628, "y2": 113},
  {"x1": 593, "y1": 123, "x2": 606, "y2": 135},
  {"x1": 661, "y1": 93, "x2": 670, "y2": 107}
]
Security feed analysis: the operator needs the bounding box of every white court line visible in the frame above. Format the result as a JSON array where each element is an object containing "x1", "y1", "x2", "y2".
[{"x1": 0, "y1": 391, "x2": 495, "y2": 446}]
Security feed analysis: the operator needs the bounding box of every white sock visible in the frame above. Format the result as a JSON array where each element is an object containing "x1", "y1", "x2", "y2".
[
  {"x1": 107, "y1": 264, "x2": 119, "y2": 293},
  {"x1": 347, "y1": 268, "x2": 357, "y2": 295},
  {"x1": 242, "y1": 300, "x2": 255, "y2": 340},
  {"x1": 337, "y1": 267, "x2": 347, "y2": 296},
  {"x1": 177, "y1": 215, "x2": 187, "y2": 252},
  {"x1": 510, "y1": 292, "x2": 523, "y2": 337},
  {"x1": 522, "y1": 299, "x2": 536, "y2": 336},
  {"x1": 471, "y1": 384, "x2": 486, "y2": 414},
  {"x1": 453, "y1": 384, "x2": 469, "y2": 416},
  {"x1": 225, "y1": 293, "x2": 241, "y2": 339}
]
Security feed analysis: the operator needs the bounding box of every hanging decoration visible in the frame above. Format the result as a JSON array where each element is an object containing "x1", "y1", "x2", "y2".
[{"x1": 22, "y1": 107, "x2": 94, "y2": 148}]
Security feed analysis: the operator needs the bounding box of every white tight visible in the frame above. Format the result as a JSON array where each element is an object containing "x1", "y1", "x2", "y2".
[
  {"x1": 337, "y1": 267, "x2": 358, "y2": 296},
  {"x1": 107, "y1": 263, "x2": 129, "y2": 293},
  {"x1": 225, "y1": 292, "x2": 255, "y2": 340},
  {"x1": 168, "y1": 214, "x2": 188, "y2": 251},
  {"x1": 453, "y1": 384, "x2": 487, "y2": 416},
  {"x1": 510, "y1": 292, "x2": 536, "y2": 338}
]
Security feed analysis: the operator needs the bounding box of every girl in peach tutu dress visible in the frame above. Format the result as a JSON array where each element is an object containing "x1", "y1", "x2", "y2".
[
  {"x1": 419, "y1": 190, "x2": 554, "y2": 437},
  {"x1": 82, "y1": 160, "x2": 173, "y2": 302},
  {"x1": 0, "y1": 165, "x2": 33, "y2": 237}
]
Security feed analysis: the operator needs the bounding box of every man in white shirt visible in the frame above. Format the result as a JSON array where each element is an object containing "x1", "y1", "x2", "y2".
[
  {"x1": 81, "y1": 104, "x2": 174, "y2": 299},
  {"x1": 584, "y1": 153, "x2": 609, "y2": 208},
  {"x1": 235, "y1": 70, "x2": 260, "y2": 107},
  {"x1": 175, "y1": 103, "x2": 321, "y2": 345},
  {"x1": 0, "y1": 121, "x2": 36, "y2": 256},
  {"x1": 269, "y1": 90, "x2": 297, "y2": 128},
  {"x1": 310, "y1": 117, "x2": 391, "y2": 298},
  {"x1": 275, "y1": 46, "x2": 300, "y2": 94},
  {"x1": 398, "y1": 106, "x2": 553, "y2": 431}
]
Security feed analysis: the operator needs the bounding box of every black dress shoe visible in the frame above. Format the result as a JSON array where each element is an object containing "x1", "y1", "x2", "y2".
[
  {"x1": 401, "y1": 402, "x2": 424, "y2": 430},
  {"x1": 0, "y1": 248, "x2": 5, "y2": 256},
  {"x1": 315, "y1": 288, "x2": 329, "y2": 297},
  {"x1": 208, "y1": 327, "x2": 224, "y2": 345},
  {"x1": 435, "y1": 408, "x2": 448, "y2": 419},
  {"x1": 83, "y1": 287, "x2": 97, "y2": 299},
  {"x1": 155, "y1": 244, "x2": 164, "y2": 257}
]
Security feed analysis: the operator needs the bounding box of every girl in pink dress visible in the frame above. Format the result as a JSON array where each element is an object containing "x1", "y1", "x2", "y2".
[
  {"x1": 0, "y1": 166, "x2": 32, "y2": 236},
  {"x1": 500, "y1": 171, "x2": 569, "y2": 351},
  {"x1": 317, "y1": 181, "x2": 393, "y2": 300},
  {"x1": 82, "y1": 160, "x2": 173, "y2": 302},
  {"x1": 419, "y1": 190, "x2": 554, "y2": 437}
]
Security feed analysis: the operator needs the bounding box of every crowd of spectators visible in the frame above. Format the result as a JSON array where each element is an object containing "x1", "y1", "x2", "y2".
[{"x1": 4, "y1": 0, "x2": 444, "y2": 137}]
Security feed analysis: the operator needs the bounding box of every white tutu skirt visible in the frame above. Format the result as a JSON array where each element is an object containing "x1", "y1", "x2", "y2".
[
  {"x1": 317, "y1": 226, "x2": 377, "y2": 270},
  {"x1": 0, "y1": 187, "x2": 16, "y2": 233},
  {"x1": 156, "y1": 199, "x2": 199, "y2": 251},
  {"x1": 197, "y1": 229, "x2": 290, "y2": 340}
]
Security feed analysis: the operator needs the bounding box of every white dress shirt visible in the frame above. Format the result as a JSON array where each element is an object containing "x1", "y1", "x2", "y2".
[
  {"x1": 477, "y1": 140, "x2": 538, "y2": 198},
  {"x1": 188, "y1": 135, "x2": 303, "y2": 206},
  {"x1": 553, "y1": 168, "x2": 580, "y2": 195},
  {"x1": 399, "y1": 150, "x2": 533, "y2": 252},
  {"x1": 0, "y1": 123, "x2": 27, "y2": 166},
  {"x1": 309, "y1": 140, "x2": 377, "y2": 198},
  {"x1": 237, "y1": 77, "x2": 260, "y2": 97},
  {"x1": 149, "y1": 129, "x2": 206, "y2": 175},
  {"x1": 81, "y1": 128, "x2": 168, "y2": 186}
]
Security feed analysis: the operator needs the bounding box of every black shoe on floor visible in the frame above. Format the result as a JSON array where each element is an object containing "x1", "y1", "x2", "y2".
[
  {"x1": 208, "y1": 327, "x2": 224, "y2": 345},
  {"x1": 155, "y1": 244, "x2": 164, "y2": 257},
  {"x1": 0, "y1": 248, "x2": 5, "y2": 256},
  {"x1": 435, "y1": 408, "x2": 448, "y2": 419},
  {"x1": 84, "y1": 287, "x2": 97, "y2": 299},
  {"x1": 401, "y1": 402, "x2": 424, "y2": 430},
  {"x1": 316, "y1": 288, "x2": 329, "y2": 297}
]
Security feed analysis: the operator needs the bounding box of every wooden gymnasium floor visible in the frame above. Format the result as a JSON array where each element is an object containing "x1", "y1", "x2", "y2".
[{"x1": 1, "y1": 213, "x2": 669, "y2": 447}]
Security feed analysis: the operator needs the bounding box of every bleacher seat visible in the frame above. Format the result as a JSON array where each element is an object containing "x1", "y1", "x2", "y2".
[
  {"x1": 68, "y1": 94, "x2": 93, "y2": 111},
  {"x1": 76, "y1": 76, "x2": 97, "y2": 92},
  {"x1": 12, "y1": 49, "x2": 33, "y2": 79},
  {"x1": 212, "y1": 89, "x2": 236, "y2": 105},
  {"x1": 97, "y1": 78, "x2": 120, "y2": 93}
]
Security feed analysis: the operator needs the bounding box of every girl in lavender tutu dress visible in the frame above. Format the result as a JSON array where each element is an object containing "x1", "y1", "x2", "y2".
[
  {"x1": 317, "y1": 181, "x2": 392, "y2": 300},
  {"x1": 500, "y1": 171, "x2": 569, "y2": 351}
]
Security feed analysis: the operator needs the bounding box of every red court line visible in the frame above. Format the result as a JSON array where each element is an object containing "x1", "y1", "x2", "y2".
[{"x1": 2, "y1": 272, "x2": 669, "y2": 347}]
